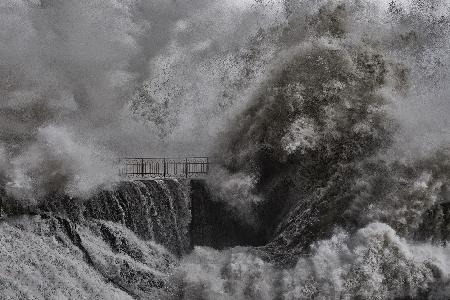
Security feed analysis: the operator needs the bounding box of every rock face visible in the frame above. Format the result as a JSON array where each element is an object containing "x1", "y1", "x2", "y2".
[
  {"x1": 416, "y1": 201, "x2": 450, "y2": 244},
  {"x1": 189, "y1": 180, "x2": 262, "y2": 249}
]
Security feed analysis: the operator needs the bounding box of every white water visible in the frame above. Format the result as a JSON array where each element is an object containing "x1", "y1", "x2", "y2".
[{"x1": 179, "y1": 223, "x2": 450, "y2": 299}]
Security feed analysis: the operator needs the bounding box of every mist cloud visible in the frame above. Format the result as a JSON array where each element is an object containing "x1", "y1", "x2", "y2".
[{"x1": 0, "y1": 0, "x2": 282, "y2": 201}]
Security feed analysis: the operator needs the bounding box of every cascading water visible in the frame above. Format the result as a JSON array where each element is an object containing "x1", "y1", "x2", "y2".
[{"x1": 83, "y1": 180, "x2": 191, "y2": 256}]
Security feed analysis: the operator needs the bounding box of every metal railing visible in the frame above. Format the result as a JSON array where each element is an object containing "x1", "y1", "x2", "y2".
[{"x1": 117, "y1": 157, "x2": 209, "y2": 179}]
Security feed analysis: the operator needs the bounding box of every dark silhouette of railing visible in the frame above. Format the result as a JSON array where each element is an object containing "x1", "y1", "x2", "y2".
[{"x1": 118, "y1": 157, "x2": 209, "y2": 179}]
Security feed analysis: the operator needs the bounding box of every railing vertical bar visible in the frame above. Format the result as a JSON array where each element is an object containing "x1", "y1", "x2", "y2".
[{"x1": 163, "y1": 158, "x2": 166, "y2": 178}]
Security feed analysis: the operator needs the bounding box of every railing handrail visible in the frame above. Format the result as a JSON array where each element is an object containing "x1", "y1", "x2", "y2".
[{"x1": 118, "y1": 156, "x2": 208, "y2": 160}]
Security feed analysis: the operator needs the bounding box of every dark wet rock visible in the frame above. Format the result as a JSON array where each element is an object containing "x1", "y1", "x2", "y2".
[{"x1": 189, "y1": 179, "x2": 262, "y2": 249}]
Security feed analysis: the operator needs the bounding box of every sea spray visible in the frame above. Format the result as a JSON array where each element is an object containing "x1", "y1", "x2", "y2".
[{"x1": 178, "y1": 223, "x2": 450, "y2": 299}]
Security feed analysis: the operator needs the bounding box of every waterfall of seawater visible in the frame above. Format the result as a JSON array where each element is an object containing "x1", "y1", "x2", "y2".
[{"x1": 83, "y1": 180, "x2": 191, "y2": 256}]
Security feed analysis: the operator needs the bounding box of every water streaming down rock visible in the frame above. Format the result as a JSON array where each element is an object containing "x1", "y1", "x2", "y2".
[
  {"x1": 54, "y1": 179, "x2": 252, "y2": 255},
  {"x1": 82, "y1": 180, "x2": 192, "y2": 256},
  {"x1": 0, "y1": 178, "x2": 260, "y2": 298}
]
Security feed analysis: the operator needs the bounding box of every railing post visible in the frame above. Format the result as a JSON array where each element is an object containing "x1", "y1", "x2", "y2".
[
  {"x1": 163, "y1": 158, "x2": 166, "y2": 178},
  {"x1": 141, "y1": 158, "x2": 144, "y2": 177},
  {"x1": 185, "y1": 158, "x2": 188, "y2": 178},
  {"x1": 206, "y1": 157, "x2": 209, "y2": 174}
]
